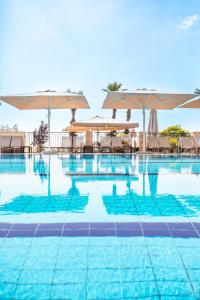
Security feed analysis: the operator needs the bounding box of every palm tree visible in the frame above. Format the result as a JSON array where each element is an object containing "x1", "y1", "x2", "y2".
[
  {"x1": 102, "y1": 82, "x2": 130, "y2": 120},
  {"x1": 102, "y1": 82, "x2": 126, "y2": 93},
  {"x1": 194, "y1": 88, "x2": 200, "y2": 95}
]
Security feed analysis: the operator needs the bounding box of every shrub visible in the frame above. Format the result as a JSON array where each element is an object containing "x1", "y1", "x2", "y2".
[{"x1": 33, "y1": 121, "x2": 48, "y2": 151}]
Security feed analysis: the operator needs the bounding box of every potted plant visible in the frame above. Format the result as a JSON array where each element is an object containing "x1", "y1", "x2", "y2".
[{"x1": 32, "y1": 121, "x2": 48, "y2": 152}]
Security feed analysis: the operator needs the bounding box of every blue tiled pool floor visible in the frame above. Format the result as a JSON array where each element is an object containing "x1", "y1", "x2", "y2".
[{"x1": 0, "y1": 234, "x2": 200, "y2": 299}]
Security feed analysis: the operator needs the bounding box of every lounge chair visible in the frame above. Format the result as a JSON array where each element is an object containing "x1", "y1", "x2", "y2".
[
  {"x1": 193, "y1": 136, "x2": 200, "y2": 154},
  {"x1": 158, "y1": 136, "x2": 171, "y2": 153},
  {"x1": 112, "y1": 136, "x2": 123, "y2": 153},
  {"x1": 148, "y1": 136, "x2": 159, "y2": 152},
  {"x1": 93, "y1": 141, "x2": 100, "y2": 153},
  {"x1": 100, "y1": 136, "x2": 111, "y2": 152},
  {"x1": 73, "y1": 136, "x2": 84, "y2": 153},
  {"x1": 0, "y1": 136, "x2": 12, "y2": 153},
  {"x1": 61, "y1": 136, "x2": 72, "y2": 152},
  {"x1": 179, "y1": 137, "x2": 195, "y2": 153},
  {"x1": 123, "y1": 135, "x2": 132, "y2": 153},
  {"x1": 10, "y1": 136, "x2": 24, "y2": 153}
]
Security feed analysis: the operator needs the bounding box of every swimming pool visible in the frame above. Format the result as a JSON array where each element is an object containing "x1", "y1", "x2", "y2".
[{"x1": 0, "y1": 154, "x2": 200, "y2": 299}]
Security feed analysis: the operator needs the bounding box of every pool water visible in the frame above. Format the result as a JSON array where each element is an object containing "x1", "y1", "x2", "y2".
[{"x1": 0, "y1": 154, "x2": 200, "y2": 299}]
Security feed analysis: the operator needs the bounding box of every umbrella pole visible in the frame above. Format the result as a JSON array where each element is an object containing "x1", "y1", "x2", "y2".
[
  {"x1": 48, "y1": 155, "x2": 51, "y2": 196},
  {"x1": 142, "y1": 107, "x2": 146, "y2": 152},
  {"x1": 48, "y1": 96, "x2": 51, "y2": 148}
]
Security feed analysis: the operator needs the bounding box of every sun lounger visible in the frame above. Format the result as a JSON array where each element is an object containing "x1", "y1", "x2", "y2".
[
  {"x1": 193, "y1": 137, "x2": 200, "y2": 154},
  {"x1": 74, "y1": 136, "x2": 84, "y2": 152},
  {"x1": 123, "y1": 134, "x2": 132, "y2": 153},
  {"x1": 148, "y1": 136, "x2": 159, "y2": 152},
  {"x1": 123, "y1": 134, "x2": 132, "y2": 146},
  {"x1": 0, "y1": 136, "x2": 12, "y2": 153},
  {"x1": 112, "y1": 136, "x2": 123, "y2": 152},
  {"x1": 100, "y1": 136, "x2": 111, "y2": 152},
  {"x1": 61, "y1": 136, "x2": 72, "y2": 151},
  {"x1": 158, "y1": 136, "x2": 171, "y2": 153},
  {"x1": 10, "y1": 136, "x2": 24, "y2": 153},
  {"x1": 179, "y1": 137, "x2": 195, "y2": 153}
]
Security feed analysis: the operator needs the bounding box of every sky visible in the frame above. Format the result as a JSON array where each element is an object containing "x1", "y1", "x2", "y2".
[{"x1": 0, "y1": 0, "x2": 200, "y2": 132}]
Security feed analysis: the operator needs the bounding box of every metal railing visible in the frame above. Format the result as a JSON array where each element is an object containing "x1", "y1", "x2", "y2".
[
  {"x1": 25, "y1": 131, "x2": 140, "y2": 149},
  {"x1": 26, "y1": 132, "x2": 85, "y2": 148},
  {"x1": 1, "y1": 131, "x2": 200, "y2": 153}
]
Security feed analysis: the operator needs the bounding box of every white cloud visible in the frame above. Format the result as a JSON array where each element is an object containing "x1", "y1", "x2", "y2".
[{"x1": 178, "y1": 14, "x2": 199, "y2": 30}]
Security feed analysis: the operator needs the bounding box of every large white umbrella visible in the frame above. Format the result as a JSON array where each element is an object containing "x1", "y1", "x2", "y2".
[
  {"x1": 148, "y1": 109, "x2": 159, "y2": 136},
  {"x1": 178, "y1": 95, "x2": 200, "y2": 109},
  {"x1": 65, "y1": 115, "x2": 139, "y2": 145},
  {"x1": 68, "y1": 115, "x2": 139, "y2": 131},
  {"x1": 0, "y1": 90, "x2": 90, "y2": 147},
  {"x1": 102, "y1": 90, "x2": 196, "y2": 151}
]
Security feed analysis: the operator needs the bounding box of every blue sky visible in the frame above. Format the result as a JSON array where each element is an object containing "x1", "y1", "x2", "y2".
[{"x1": 0, "y1": 0, "x2": 200, "y2": 131}]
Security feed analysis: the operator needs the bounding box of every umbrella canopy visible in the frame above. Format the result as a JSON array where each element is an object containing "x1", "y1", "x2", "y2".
[
  {"x1": 0, "y1": 90, "x2": 90, "y2": 109},
  {"x1": 102, "y1": 90, "x2": 195, "y2": 151},
  {"x1": 0, "y1": 90, "x2": 90, "y2": 147},
  {"x1": 148, "y1": 109, "x2": 159, "y2": 136},
  {"x1": 65, "y1": 115, "x2": 139, "y2": 131},
  {"x1": 102, "y1": 90, "x2": 195, "y2": 110},
  {"x1": 178, "y1": 96, "x2": 200, "y2": 108}
]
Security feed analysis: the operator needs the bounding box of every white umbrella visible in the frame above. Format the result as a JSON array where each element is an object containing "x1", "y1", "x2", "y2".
[
  {"x1": 65, "y1": 115, "x2": 139, "y2": 146},
  {"x1": 68, "y1": 115, "x2": 138, "y2": 130},
  {"x1": 148, "y1": 109, "x2": 159, "y2": 136},
  {"x1": 178, "y1": 95, "x2": 200, "y2": 108},
  {"x1": 0, "y1": 90, "x2": 90, "y2": 147},
  {"x1": 102, "y1": 90, "x2": 196, "y2": 151}
]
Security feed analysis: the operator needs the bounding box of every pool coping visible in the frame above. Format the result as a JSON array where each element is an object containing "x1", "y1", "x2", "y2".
[{"x1": 0, "y1": 222, "x2": 200, "y2": 238}]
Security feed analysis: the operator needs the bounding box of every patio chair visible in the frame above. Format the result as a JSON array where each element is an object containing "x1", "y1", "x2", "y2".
[
  {"x1": 74, "y1": 136, "x2": 84, "y2": 153},
  {"x1": 0, "y1": 136, "x2": 12, "y2": 153},
  {"x1": 193, "y1": 136, "x2": 200, "y2": 154},
  {"x1": 123, "y1": 134, "x2": 132, "y2": 153},
  {"x1": 10, "y1": 136, "x2": 24, "y2": 153},
  {"x1": 100, "y1": 136, "x2": 111, "y2": 152},
  {"x1": 179, "y1": 136, "x2": 195, "y2": 153},
  {"x1": 62, "y1": 136, "x2": 72, "y2": 152},
  {"x1": 112, "y1": 136, "x2": 123, "y2": 153},
  {"x1": 158, "y1": 136, "x2": 171, "y2": 153},
  {"x1": 148, "y1": 136, "x2": 159, "y2": 152}
]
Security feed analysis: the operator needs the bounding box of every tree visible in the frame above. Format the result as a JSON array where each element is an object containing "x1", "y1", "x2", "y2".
[
  {"x1": 102, "y1": 82, "x2": 126, "y2": 93},
  {"x1": 160, "y1": 125, "x2": 189, "y2": 137},
  {"x1": 32, "y1": 121, "x2": 48, "y2": 151},
  {"x1": 160, "y1": 125, "x2": 190, "y2": 152},
  {"x1": 102, "y1": 82, "x2": 129, "y2": 120},
  {"x1": 194, "y1": 88, "x2": 200, "y2": 95}
]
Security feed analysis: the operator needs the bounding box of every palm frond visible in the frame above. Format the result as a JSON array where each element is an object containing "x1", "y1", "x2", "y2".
[
  {"x1": 103, "y1": 82, "x2": 126, "y2": 92},
  {"x1": 194, "y1": 88, "x2": 200, "y2": 95}
]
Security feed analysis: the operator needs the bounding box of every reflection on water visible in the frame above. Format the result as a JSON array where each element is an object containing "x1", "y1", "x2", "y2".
[{"x1": 0, "y1": 154, "x2": 200, "y2": 222}]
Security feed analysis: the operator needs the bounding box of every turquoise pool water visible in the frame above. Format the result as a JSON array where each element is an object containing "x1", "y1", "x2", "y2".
[{"x1": 0, "y1": 154, "x2": 200, "y2": 299}]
